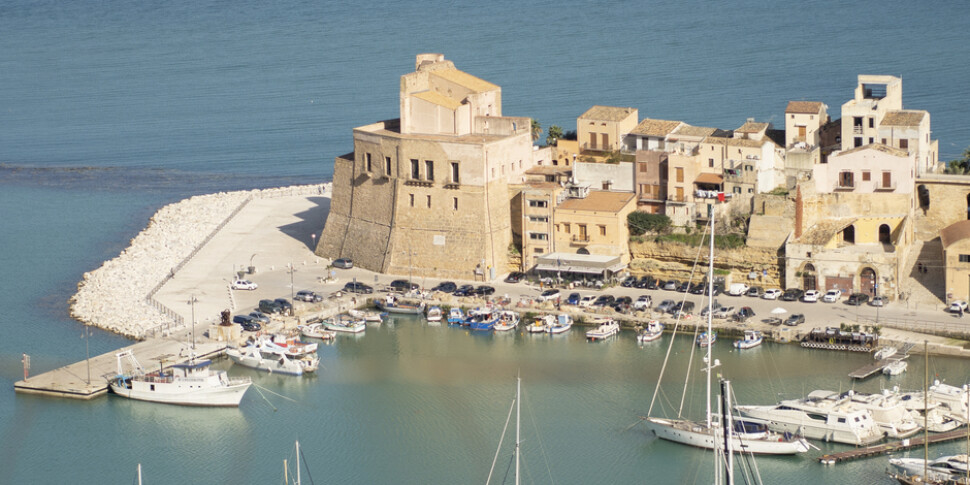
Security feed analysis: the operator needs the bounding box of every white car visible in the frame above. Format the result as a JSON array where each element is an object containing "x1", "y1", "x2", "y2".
[
  {"x1": 822, "y1": 289, "x2": 842, "y2": 303},
  {"x1": 536, "y1": 289, "x2": 561, "y2": 302},
  {"x1": 802, "y1": 290, "x2": 820, "y2": 303},
  {"x1": 948, "y1": 300, "x2": 968, "y2": 313},
  {"x1": 231, "y1": 279, "x2": 258, "y2": 290},
  {"x1": 633, "y1": 295, "x2": 652, "y2": 311},
  {"x1": 761, "y1": 288, "x2": 782, "y2": 300},
  {"x1": 727, "y1": 283, "x2": 749, "y2": 296},
  {"x1": 578, "y1": 295, "x2": 596, "y2": 308}
]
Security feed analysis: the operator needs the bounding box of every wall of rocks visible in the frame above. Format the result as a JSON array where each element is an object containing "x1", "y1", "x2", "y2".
[{"x1": 628, "y1": 239, "x2": 783, "y2": 287}]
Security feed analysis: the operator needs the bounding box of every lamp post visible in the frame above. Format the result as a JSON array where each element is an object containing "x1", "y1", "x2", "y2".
[
  {"x1": 83, "y1": 325, "x2": 92, "y2": 384},
  {"x1": 187, "y1": 295, "x2": 198, "y2": 350},
  {"x1": 287, "y1": 263, "x2": 297, "y2": 301}
]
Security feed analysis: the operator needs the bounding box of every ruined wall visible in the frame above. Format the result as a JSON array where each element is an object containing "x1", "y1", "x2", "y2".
[{"x1": 914, "y1": 176, "x2": 970, "y2": 241}]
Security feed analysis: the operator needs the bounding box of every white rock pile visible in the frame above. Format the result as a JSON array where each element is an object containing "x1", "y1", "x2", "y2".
[{"x1": 70, "y1": 183, "x2": 332, "y2": 339}]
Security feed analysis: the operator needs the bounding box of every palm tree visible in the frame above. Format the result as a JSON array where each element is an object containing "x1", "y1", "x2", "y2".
[
  {"x1": 546, "y1": 125, "x2": 564, "y2": 146},
  {"x1": 530, "y1": 119, "x2": 542, "y2": 143}
]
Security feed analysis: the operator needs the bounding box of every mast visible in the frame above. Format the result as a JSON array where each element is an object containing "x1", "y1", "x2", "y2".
[
  {"x1": 721, "y1": 379, "x2": 734, "y2": 485},
  {"x1": 296, "y1": 440, "x2": 301, "y2": 485},
  {"x1": 515, "y1": 374, "x2": 521, "y2": 485},
  {"x1": 137, "y1": 464, "x2": 142, "y2": 485},
  {"x1": 705, "y1": 208, "x2": 715, "y2": 428},
  {"x1": 924, "y1": 340, "x2": 928, "y2": 481}
]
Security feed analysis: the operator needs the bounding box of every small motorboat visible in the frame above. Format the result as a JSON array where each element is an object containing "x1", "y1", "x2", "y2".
[
  {"x1": 492, "y1": 311, "x2": 520, "y2": 332},
  {"x1": 226, "y1": 342, "x2": 320, "y2": 376},
  {"x1": 525, "y1": 315, "x2": 552, "y2": 334},
  {"x1": 733, "y1": 330, "x2": 763, "y2": 350},
  {"x1": 325, "y1": 314, "x2": 366, "y2": 334},
  {"x1": 349, "y1": 309, "x2": 385, "y2": 323},
  {"x1": 447, "y1": 307, "x2": 464, "y2": 325},
  {"x1": 883, "y1": 360, "x2": 908, "y2": 376},
  {"x1": 697, "y1": 331, "x2": 716, "y2": 347},
  {"x1": 586, "y1": 318, "x2": 620, "y2": 341},
  {"x1": 874, "y1": 346, "x2": 898, "y2": 361},
  {"x1": 547, "y1": 314, "x2": 573, "y2": 335},
  {"x1": 298, "y1": 323, "x2": 336, "y2": 340},
  {"x1": 426, "y1": 306, "x2": 443, "y2": 324},
  {"x1": 636, "y1": 320, "x2": 664, "y2": 343}
]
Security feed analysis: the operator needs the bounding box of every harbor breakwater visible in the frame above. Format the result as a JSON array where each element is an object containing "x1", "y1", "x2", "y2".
[{"x1": 69, "y1": 183, "x2": 332, "y2": 338}]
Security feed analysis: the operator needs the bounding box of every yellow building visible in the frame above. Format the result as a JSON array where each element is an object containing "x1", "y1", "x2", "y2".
[
  {"x1": 940, "y1": 221, "x2": 970, "y2": 303},
  {"x1": 577, "y1": 106, "x2": 638, "y2": 153},
  {"x1": 553, "y1": 189, "x2": 636, "y2": 263}
]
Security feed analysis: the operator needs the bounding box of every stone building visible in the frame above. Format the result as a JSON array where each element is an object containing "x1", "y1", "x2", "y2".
[
  {"x1": 940, "y1": 221, "x2": 970, "y2": 303},
  {"x1": 553, "y1": 189, "x2": 636, "y2": 264},
  {"x1": 577, "y1": 106, "x2": 638, "y2": 153},
  {"x1": 316, "y1": 54, "x2": 535, "y2": 280},
  {"x1": 634, "y1": 150, "x2": 668, "y2": 214}
]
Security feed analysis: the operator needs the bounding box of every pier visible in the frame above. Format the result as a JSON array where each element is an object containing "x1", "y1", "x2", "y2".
[
  {"x1": 818, "y1": 427, "x2": 969, "y2": 464},
  {"x1": 14, "y1": 339, "x2": 227, "y2": 400},
  {"x1": 848, "y1": 342, "x2": 916, "y2": 379}
]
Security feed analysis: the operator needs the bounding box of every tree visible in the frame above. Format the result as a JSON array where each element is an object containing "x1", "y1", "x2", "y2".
[
  {"x1": 627, "y1": 211, "x2": 672, "y2": 236},
  {"x1": 944, "y1": 147, "x2": 970, "y2": 174},
  {"x1": 546, "y1": 125, "x2": 564, "y2": 146},
  {"x1": 531, "y1": 119, "x2": 542, "y2": 143}
]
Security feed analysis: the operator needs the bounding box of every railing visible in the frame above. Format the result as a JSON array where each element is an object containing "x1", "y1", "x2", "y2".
[
  {"x1": 874, "y1": 181, "x2": 896, "y2": 191},
  {"x1": 571, "y1": 235, "x2": 590, "y2": 244},
  {"x1": 853, "y1": 125, "x2": 864, "y2": 135}
]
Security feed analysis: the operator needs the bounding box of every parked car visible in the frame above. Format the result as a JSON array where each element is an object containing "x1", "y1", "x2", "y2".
[
  {"x1": 713, "y1": 306, "x2": 734, "y2": 319},
  {"x1": 294, "y1": 290, "x2": 323, "y2": 302},
  {"x1": 733, "y1": 306, "x2": 756, "y2": 322},
  {"x1": 822, "y1": 289, "x2": 842, "y2": 303},
  {"x1": 274, "y1": 298, "x2": 293, "y2": 316},
  {"x1": 700, "y1": 301, "x2": 724, "y2": 317},
  {"x1": 802, "y1": 290, "x2": 820, "y2": 303},
  {"x1": 674, "y1": 301, "x2": 696, "y2": 317},
  {"x1": 869, "y1": 296, "x2": 888, "y2": 307},
  {"x1": 633, "y1": 295, "x2": 653, "y2": 311},
  {"x1": 663, "y1": 280, "x2": 679, "y2": 291},
  {"x1": 232, "y1": 315, "x2": 254, "y2": 325},
  {"x1": 591, "y1": 295, "x2": 615, "y2": 307},
  {"x1": 332, "y1": 258, "x2": 353, "y2": 269},
  {"x1": 613, "y1": 296, "x2": 633, "y2": 312},
  {"x1": 248, "y1": 311, "x2": 270, "y2": 324},
  {"x1": 258, "y1": 299, "x2": 282, "y2": 315},
  {"x1": 676, "y1": 281, "x2": 691, "y2": 293},
  {"x1": 655, "y1": 299, "x2": 677, "y2": 313},
  {"x1": 846, "y1": 293, "x2": 870, "y2": 306},
  {"x1": 762, "y1": 289, "x2": 782, "y2": 300},
  {"x1": 537, "y1": 289, "x2": 561, "y2": 302},
  {"x1": 566, "y1": 293, "x2": 581, "y2": 305},
  {"x1": 780, "y1": 289, "x2": 804, "y2": 302},
  {"x1": 728, "y1": 283, "x2": 749, "y2": 296},
  {"x1": 473, "y1": 285, "x2": 495, "y2": 296},
  {"x1": 948, "y1": 300, "x2": 968, "y2": 313},
  {"x1": 342, "y1": 282, "x2": 374, "y2": 294},
  {"x1": 578, "y1": 295, "x2": 596, "y2": 308},
  {"x1": 504, "y1": 272, "x2": 525, "y2": 284},
  {"x1": 432, "y1": 281, "x2": 457, "y2": 293},
  {"x1": 689, "y1": 283, "x2": 706, "y2": 295},
  {"x1": 784, "y1": 314, "x2": 806, "y2": 326},
  {"x1": 635, "y1": 276, "x2": 654, "y2": 289},
  {"x1": 389, "y1": 279, "x2": 419, "y2": 292},
  {"x1": 233, "y1": 315, "x2": 261, "y2": 332},
  {"x1": 705, "y1": 284, "x2": 723, "y2": 297},
  {"x1": 621, "y1": 276, "x2": 637, "y2": 287},
  {"x1": 453, "y1": 284, "x2": 475, "y2": 297},
  {"x1": 645, "y1": 277, "x2": 660, "y2": 290},
  {"x1": 746, "y1": 286, "x2": 763, "y2": 298},
  {"x1": 231, "y1": 279, "x2": 258, "y2": 291}
]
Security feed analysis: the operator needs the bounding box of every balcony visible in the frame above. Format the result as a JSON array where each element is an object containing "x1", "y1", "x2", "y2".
[
  {"x1": 874, "y1": 181, "x2": 896, "y2": 191},
  {"x1": 835, "y1": 182, "x2": 855, "y2": 191},
  {"x1": 852, "y1": 125, "x2": 864, "y2": 135},
  {"x1": 667, "y1": 194, "x2": 687, "y2": 204},
  {"x1": 404, "y1": 179, "x2": 434, "y2": 187},
  {"x1": 571, "y1": 235, "x2": 590, "y2": 245}
]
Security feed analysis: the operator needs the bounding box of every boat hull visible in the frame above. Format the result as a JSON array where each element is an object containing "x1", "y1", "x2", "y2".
[
  {"x1": 735, "y1": 405, "x2": 883, "y2": 445},
  {"x1": 226, "y1": 348, "x2": 314, "y2": 376},
  {"x1": 643, "y1": 417, "x2": 810, "y2": 455},
  {"x1": 375, "y1": 300, "x2": 426, "y2": 314},
  {"x1": 109, "y1": 379, "x2": 250, "y2": 407}
]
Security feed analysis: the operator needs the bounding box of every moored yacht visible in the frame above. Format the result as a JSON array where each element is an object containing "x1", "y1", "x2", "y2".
[
  {"x1": 110, "y1": 350, "x2": 251, "y2": 406},
  {"x1": 636, "y1": 320, "x2": 663, "y2": 343},
  {"x1": 547, "y1": 314, "x2": 573, "y2": 335},
  {"x1": 226, "y1": 342, "x2": 320, "y2": 376},
  {"x1": 818, "y1": 390, "x2": 922, "y2": 439},
  {"x1": 525, "y1": 314, "x2": 552, "y2": 333},
  {"x1": 585, "y1": 318, "x2": 619, "y2": 341},
  {"x1": 889, "y1": 454, "x2": 970, "y2": 483},
  {"x1": 733, "y1": 330, "x2": 762, "y2": 349},
  {"x1": 325, "y1": 314, "x2": 366, "y2": 334},
  {"x1": 735, "y1": 390, "x2": 884, "y2": 445},
  {"x1": 492, "y1": 311, "x2": 519, "y2": 332}
]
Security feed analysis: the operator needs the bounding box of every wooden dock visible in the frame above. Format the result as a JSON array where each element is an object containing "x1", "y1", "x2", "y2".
[
  {"x1": 848, "y1": 343, "x2": 916, "y2": 379},
  {"x1": 14, "y1": 338, "x2": 227, "y2": 400},
  {"x1": 818, "y1": 428, "x2": 969, "y2": 464}
]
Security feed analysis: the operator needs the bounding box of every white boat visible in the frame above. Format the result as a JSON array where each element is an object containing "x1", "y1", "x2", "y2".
[
  {"x1": 874, "y1": 346, "x2": 899, "y2": 360},
  {"x1": 226, "y1": 343, "x2": 320, "y2": 376},
  {"x1": 298, "y1": 323, "x2": 336, "y2": 340},
  {"x1": 547, "y1": 314, "x2": 573, "y2": 334},
  {"x1": 374, "y1": 295, "x2": 426, "y2": 315},
  {"x1": 696, "y1": 331, "x2": 716, "y2": 347},
  {"x1": 585, "y1": 318, "x2": 619, "y2": 341},
  {"x1": 815, "y1": 389, "x2": 922, "y2": 439},
  {"x1": 349, "y1": 309, "x2": 385, "y2": 323},
  {"x1": 254, "y1": 334, "x2": 318, "y2": 357},
  {"x1": 735, "y1": 390, "x2": 884, "y2": 445},
  {"x1": 525, "y1": 315, "x2": 552, "y2": 333},
  {"x1": 733, "y1": 330, "x2": 762, "y2": 350},
  {"x1": 447, "y1": 307, "x2": 464, "y2": 325},
  {"x1": 889, "y1": 454, "x2": 970, "y2": 483},
  {"x1": 109, "y1": 350, "x2": 251, "y2": 407},
  {"x1": 884, "y1": 360, "x2": 908, "y2": 376},
  {"x1": 636, "y1": 320, "x2": 663, "y2": 343},
  {"x1": 325, "y1": 314, "x2": 366, "y2": 334},
  {"x1": 426, "y1": 306, "x2": 443, "y2": 324},
  {"x1": 492, "y1": 311, "x2": 519, "y2": 332}
]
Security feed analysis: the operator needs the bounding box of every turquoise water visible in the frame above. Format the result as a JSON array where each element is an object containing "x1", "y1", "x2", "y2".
[{"x1": 1, "y1": 0, "x2": 970, "y2": 483}]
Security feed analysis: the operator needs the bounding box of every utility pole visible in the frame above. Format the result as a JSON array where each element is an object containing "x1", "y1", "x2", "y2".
[{"x1": 188, "y1": 295, "x2": 198, "y2": 350}]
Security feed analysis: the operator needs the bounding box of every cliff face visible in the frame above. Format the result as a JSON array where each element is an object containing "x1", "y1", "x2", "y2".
[{"x1": 628, "y1": 239, "x2": 783, "y2": 287}]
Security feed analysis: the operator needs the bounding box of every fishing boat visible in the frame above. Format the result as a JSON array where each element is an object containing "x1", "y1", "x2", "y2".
[
  {"x1": 884, "y1": 360, "x2": 909, "y2": 376},
  {"x1": 875, "y1": 346, "x2": 899, "y2": 360},
  {"x1": 297, "y1": 322, "x2": 336, "y2": 340},
  {"x1": 109, "y1": 350, "x2": 251, "y2": 406},
  {"x1": 696, "y1": 331, "x2": 716, "y2": 347},
  {"x1": 466, "y1": 309, "x2": 499, "y2": 331},
  {"x1": 547, "y1": 314, "x2": 573, "y2": 335},
  {"x1": 636, "y1": 320, "x2": 663, "y2": 343},
  {"x1": 349, "y1": 309, "x2": 385, "y2": 323},
  {"x1": 447, "y1": 307, "x2": 464, "y2": 325},
  {"x1": 585, "y1": 318, "x2": 619, "y2": 341},
  {"x1": 254, "y1": 334, "x2": 318, "y2": 357},
  {"x1": 525, "y1": 315, "x2": 552, "y2": 333},
  {"x1": 492, "y1": 311, "x2": 519, "y2": 332},
  {"x1": 733, "y1": 330, "x2": 762, "y2": 350},
  {"x1": 374, "y1": 295, "x2": 426, "y2": 314},
  {"x1": 426, "y1": 305, "x2": 443, "y2": 323},
  {"x1": 325, "y1": 314, "x2": 366, "y2": 334},
  {"x1": 226, "y1": 342, "x2": 320, "y2": 376}
]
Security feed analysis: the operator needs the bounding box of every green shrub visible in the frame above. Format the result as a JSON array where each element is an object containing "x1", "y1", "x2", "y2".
[{"x1": 628, "y1": 212, "x2": 672, "y2": 236}]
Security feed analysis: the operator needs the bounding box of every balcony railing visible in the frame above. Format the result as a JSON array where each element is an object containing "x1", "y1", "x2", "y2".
[
  {"x1": 404, "y1": 179, "x2": 434, "y2": 187},
  {"x1": 875, "y1": 181, "x2": 896, "y2": 191},
  {"x1": 835, "y1": 181, "x2": 855, "y2": 191},
  {"x1": 852, "y1": 125, "x2": 864, "y2": 135},
  {"x1": 571, "y1": 235, "x2": 590, "y2": 244}
]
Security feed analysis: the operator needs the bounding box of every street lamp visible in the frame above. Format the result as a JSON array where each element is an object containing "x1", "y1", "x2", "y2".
[
  {"x1": 287, "y1": 263, "x2": 297, "y2": 301},
  {"x1": 187, "y1": 295, "x2": 198, "y2": 350}
]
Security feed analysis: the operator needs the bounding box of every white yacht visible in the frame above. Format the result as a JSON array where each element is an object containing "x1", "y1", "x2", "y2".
[
  {"x1": 226, "y1": 342, "x2": 320, "y2": 376},
  {"x1": 547, "y1": 314, "x2": 573, "y2": 334},
  {"x1": 253, "y1": 334, "x2": 318, "y2": 357},
  {"x1": 585, "y1": 318, "x2": 619, "y2": 341},
  {"x1": 883, "y1": 360, "x2": 908, "y2": 376},
  {"x1": 109, "y1": 350, "x2": 251, "y2": 407},
  {"x1": 735, "y1": 390, "x2": 884, "y2": 445},
  {"x1": 818, "y1": 390, "x2": 922, "y2": 439},
  {"x1": 889, "y1": 454, "x2": 970, "y2": 483}
]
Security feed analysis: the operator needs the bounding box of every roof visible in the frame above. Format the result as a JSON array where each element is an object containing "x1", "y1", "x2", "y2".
[
  {"x1": 786, "y1": 101, "x2": 825, "y2": 114},
  {"x1": 430, "y1": 68, "x2": 498, "y2": 93},
  {"x1": 557, "y1": 190, "x2": 635, "y2": 213},
  {"x1": 835, "y1": 143, "x2": 909, "y2": 158},
  {"x1": 412, "y1": 90, "x2": 462, "y2": 110},
  {"x1": 578, "y1": 105, "x2": 637, "y2": 122},
  {"x1": 694, "y1": 173, "x2": 723, "y2": 185},
  {"x1": 795, "y1": 218, "x2": 858, "y2": 245},
  {"x1": 941, "y1": 221, "x2": 970, "y2": 249},
  {"x1": 525, "y1": 165, "x2": 571, "y2": 176},
  {"x1": 534, "y1": 252, "x2": 625, "y2": 274},
  {"x1": 880, "y1": 110, "x2": 927, "y2": 127},
  {"x1": 630, "y1": 118, "x2": 682, "y2": 137},
  {"x1": 701, "y1": 136, "x2": 770, "y2": 149},
  {"x1": 735, "y1": 121, "x2": 769, "y2": 134},
  {"x1": 671, "y1": 125, "x2": 718, "y2": 138}
]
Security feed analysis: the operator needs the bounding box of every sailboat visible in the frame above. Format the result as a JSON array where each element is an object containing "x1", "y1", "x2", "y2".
[
  {"x1": 641, "y1": 211, "x2": 811, "y2": 455},
  {"x1": 486, "y1": 375, "x2": 524, "y2": 485}
]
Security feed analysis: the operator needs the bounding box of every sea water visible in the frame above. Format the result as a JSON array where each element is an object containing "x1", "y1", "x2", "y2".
[{"x1": 2, "y1": 0, "x2": 970, "y2": 483}]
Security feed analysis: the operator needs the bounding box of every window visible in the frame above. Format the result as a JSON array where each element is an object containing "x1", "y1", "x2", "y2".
[
  {"x1": 385, "y1": 156, "x2": 392, "y2": 176},
  {"x1": 639, "y1": 162, "x2": 648, "y2": 173},
  {"x1": 409, "y1": 194, "x2": 415, "y2": 207},
  {"x1": 598, "y1": 225, "x2": 606, "y2": 236},
  {"x1": 862, "y1": 171, "x2": 871, "y2": 182},
  {"x1": 960, "y1": 255, "x2": 970, "y2": 263},
  {"x1": 529, "y1": 233, "x2": 548, "y2": 241},
  {"x1": 882, "y1": 171, "x2": 892, "y2": 189},
  {"x1": 451, "y1": 162, "x2": 460, "y2": 183},
  {"x1": 868, "y1": 137, "x2": 874, "y2": 145},
  {"x1": 882, "y1": 138, "x2": 887, "y2": 145},
  {"x1": 734, "y1": 187, "x2": 741, "y2": 194},
  {"x1": 491, "y1": 167, "x2": 495, "y2": 178},
  {"x1": 366, "y1": 153, "x2": 372, "y2": 172},
  {"x1": 501, "y1": 164, "x2": 505, "y2": 175},
  {"x1": 425, "y1": 160, "x2": 434, "y2": 180},
  {"x1": 900, "y1": 139, "x2": 909, "y2": 150},
  {"x1": 675, "y1": 167, "x2": 684, "y2": 183},
  {"x1": 529, "y1": 216, "x2": 549, "y2": 223},
  {"x1": 601, "y1": 133, "x2": 609, "y2": 148},
  {"x1": 868, "y1": 118, "x2": 874, "y2": 128},
  {"x1": 426, "y1": 195, "x2": 431, "y2": 208},
  {"x1": 453, "y1": 197, "x2": 458, "y2": 210},
  {"x1": 534, "y1": 248, "x2": 543, "y2": 254},
  {"x1": 708, "y1": 158, "x2": 714, "y2": 168},
  {"x1": 410, "y1": 159, "x2": 420, "y2": 179},
  {"x1": 839, "y1": 171, "x2": 854, "y2": 188},
  {"x1": 854, "y1": 137, "x2": 863, "y2": 148},
  {"x1": 563, "y1": 223, "x2": 571, "y2": 234},
  {"x1": 528, "y1": 200, "x2": 548, "y2": 208}
]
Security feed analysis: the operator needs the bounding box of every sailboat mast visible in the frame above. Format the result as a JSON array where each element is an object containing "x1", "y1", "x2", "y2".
[
  {"x1": 515, "y1": 374, "x2": 521, "y2": 485},
  {"x1": 706, "y1": 209, "x2": 715, "y2": 428},
  {"x1": 924, "y1": 340, "x2": 928, "y2": 480},
  {"x1": 296, "y1": 440, "x2": 301, "y2": 485},
  {"x1": 137, "y1": 463, "x2": 142, "y2": 485},
  {"x1": 721, "y1": 379, "x2": 734, "y2": 485}
]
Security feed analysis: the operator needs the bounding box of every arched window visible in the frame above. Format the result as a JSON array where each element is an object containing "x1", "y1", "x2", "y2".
[
  {"x1": 843, "y1": 225, "x2": 855, "y2": 244},
  {"x1": 802, "y1": 263, "x2": 817, "y2": 291},
  {"x1": 577, "y1": 248, "x2": 590, "y2": 255},
  {"x1": 878, "y1": 224, "x2": 891, "y2": 244}
]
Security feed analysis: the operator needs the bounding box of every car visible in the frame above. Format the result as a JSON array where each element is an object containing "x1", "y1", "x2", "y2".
[
  {"x1": 713, "y1": 306, "x2": 734, "y2": 319},
  {"x1": 700, "y1": 301, "x2": 724, "y2": 317},
  {"x1": 591, "y1": 295, "x2": 615, "y2": 307},
  {"x1": 473, "y1": 285, "x2": 495, "y2": 296},
  {"x1": 504, "y1": 272, "x2": 525, "y2": 284},
  {"x1": 635, "y1": 276, "x2": 653, "y2": 289},
  {"x1": 846, "y1": 293, "x2": 869, "y2": 306},
  {"x1": 674, "y1": 301, "x2": 696, "y2": 317},
  {"x1": 578, "y1": 295, "x2": 597, "y2": 308},
  {"x1": 677, "y1": 281, "x2": 691, "y2": 293},
  {"x1": 537, "y1": 289, "x2": 561, "y2": 302},
  {"x1": 822, "y1": 289, "x2": 842, "y2": 303},
  {"x1": 689, "y1": 283, "x2": 706, "y2": 295},
  {"x1": 802, "y1": 290, "x2": 820, "y2": 303},
  {"x1": 453, "y1": 284, "x2": 475, "y2": 297},
  {"x1": 762, "y1": 289, "x2": 782, "y2": 300},
  {"x1": 780, "y1": 289, "x2": 803, "y2": 302},
  {"x1": 294, "y1": 290, "x2": 323, "y2": 302},
  {"x1": 728, "y1": 283, "x2": 749, "y2": 296},
  {"x1": 566, "y1": 293, "x2": 581, "y2": 305},
  {"x1": 948, "y1": 300, "x2": 968, "y2": 313},
  {"x1": 239, "y1": 320, "x2": 261, "y2": 332},
  {"x1": 332, "y1": 258, "x2": 353, "y2": 269},
  {"x1": 621, "y1": 276, "x2": 637, "y2": 287},
  {"x1": 231, "y1": 279, "x2": 258, "y2": 291},
  {"x1": 733, "y1": 306, "x2": 756, "y2": 322},
  {"x1": 645, "y1": 278, "x2": 660, "y2": 290},
  {"x1": 389, "y1": 279, "x2": 419, "y2": 292},
  {"x1": 705, "y1": 284, "x2": 723, "y2": 297},
  {"x1": 274, "y1": 298, "x2": 293, "y2": 316},
  {"x1": 343, "y1": 282, "x2": 374, "y2": 294},
  {"x1": 232, "y1": 315, "x2": 254, "y2": 325},
  {"x1": 258, "y1": 299, "x2": 283, "y2": 315},
  {"x1": 655, "y1": 299, "x2": 677, "y2": 313},
  {"x1": 784, "y1": 314, "x2": 806, "y2": 326},
  {"x1": 869, "y1": 296, "x2": 888, "y2": 307},
  {"x1": 746, "y1": 286, "x2": 763, "y2": 298},
  {"x1": 663, "y1": 280, "x2": 679, "y2": 291},
  {"x1": 633, "y1": 295, "x2": 652, "y2": 311},
  {"x1": 432, "y1": 281, "x2": 457, "y2": 293},
  {"x1": 248, "y1": 311, "x2": 270, "y2": 324},
  {"x1": 614, "y1": 296, "x2": 633, "y2": 309}
]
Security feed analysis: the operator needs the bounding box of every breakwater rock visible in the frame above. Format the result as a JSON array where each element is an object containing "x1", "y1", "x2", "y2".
[{"x1": 69, "y1": 183, "x2": 332, "y2": 339}]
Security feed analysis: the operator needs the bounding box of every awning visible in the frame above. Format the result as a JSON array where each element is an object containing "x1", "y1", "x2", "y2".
[
  {"x1": 533, "y1": 252, "x2": 626, "y2": 275},
  {"x1": 694, "y1": 173, "x2": 723, "y2": 185}
]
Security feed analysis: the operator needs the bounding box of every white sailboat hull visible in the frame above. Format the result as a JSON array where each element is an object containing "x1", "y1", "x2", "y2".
[
  {"x1": 643, "y1": 417, "x2": 810, "y2": 455},
  {"x1": 735, "y1": 405, "x2": 883, "y2": 445}
]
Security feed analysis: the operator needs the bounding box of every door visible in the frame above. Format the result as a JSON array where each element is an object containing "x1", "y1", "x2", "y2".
[
  {"x1": 589, "y1": 132, "x2": 597, "y2": 149},
  {"x1": 860, "y1": 268, "x2": 876, "y2": 295},
  {"x1": 601, "y1": 133, "x2": 609, "y2": 150},
  {"x1": 578, "y1": 224, "x2": 587, "y2": 241},
  {"x1": 882, "y1": 171, "x2": 892, "y2": 189},
  {"x1": 825, "y1": 275, "x2": 853, "y2": 293},
  {"x1": 797, "y1": 125, "x2": 806, "y2": 140}
]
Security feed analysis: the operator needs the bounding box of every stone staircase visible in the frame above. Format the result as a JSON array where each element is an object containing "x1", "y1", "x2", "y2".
[{"x1": 898, "y1": 238, "x2": 945, "y2": 306}]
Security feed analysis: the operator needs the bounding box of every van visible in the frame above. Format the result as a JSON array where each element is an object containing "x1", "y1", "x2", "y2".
[{"x1": 728, "y1": 283, "x2": 749, "y2": 296}]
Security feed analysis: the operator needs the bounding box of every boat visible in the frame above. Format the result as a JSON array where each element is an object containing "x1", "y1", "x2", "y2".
[
  {"x1": 642, "y1": 214, "x2": 812, "y2": 455},
  {"x1": 325, "y1": 314, "x2": 366, "y2": 334},
  {"x1": 226, "y1": 341, "x2": 320, "y2": 376},
  {"x1": 466, "y1": 309, "x2": 499, "y2": 331},
  {"x1": 426, "y1": 305, "x2": 443, "y2": 323},
  {"x1": 109, "y1": 350, "x2": 251, "y2": 406},
  {"x1": 889, "y1": 454, "x2": 970, "y2": 483},
  {"x1": 374, "y1": 295, "x2": 426, "y2": 314},
  {"x1": 735, "y1": 391, "x2": 884, "y2": 445},
  {"x1": 447, "y1": 307, "x2": 464, "y2": 325},
  {"x1": 815, "y1": 389, "x2": 922, "y2": 439},
  {"x1": 297, "y1": 322, "x2": 336, "y2": 340},
  {"x1": 492, "y1": 311, "x2": 519, "y2": 332},
  {"x1": 349, "y1": 309, "x2": 385, "y2": 323},
  {"x1": 875, "y1": 346, "x2": 899, "y2": 360},
  {"x1": 254, "y1": 334, "x2": 318, "y2": 357},
  {"x1": 547, "y1": 314, "x2": 573, "y2": 335},
  {"x1": 884, "y1": 360, "x2": 909, "y2": 376},
  {"x1": 696, "y1": 331, "x2": 716, "y2": 347},
  {"x1": 733, "y1": 330, "x2": 762, "y2": 349},
  {"x1": 585, "y1": 318, "x2": 619, "y2": 341},
  {"x1": 525, "y1": 315, "x2": 552, "y2": 333},
  {"x1": 636, "y1": 320, "x2": 663, "y2": 343}
]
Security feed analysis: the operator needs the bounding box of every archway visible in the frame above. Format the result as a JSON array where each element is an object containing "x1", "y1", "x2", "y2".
[
  {"x1": 802, "y1": 263, "x2": 817, "y2": 291},
  {"x1": 878, "y1": 224, "x2": 891, "y2": 244},
  {"x1": 860, "y1": 267, "x2": 877, "y2": 295},
  {"x1": 966, "y1": 193, "x2": 970, "y2": 220},
  {"x1": 577, "y1": 248, "x2": 590, "y2": 255},
  {"x1": 843, "y1": 225, "x2": 855, "y2": 244}
]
